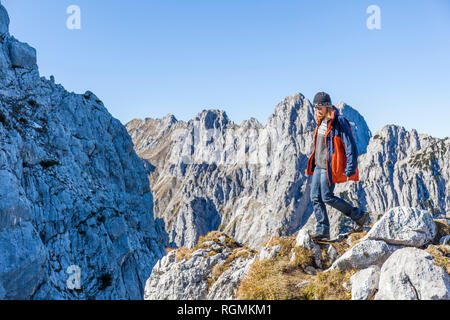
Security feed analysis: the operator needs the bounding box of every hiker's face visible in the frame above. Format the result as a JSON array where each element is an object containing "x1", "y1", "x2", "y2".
[{"x1": 315, "y1": 106, "x2": 330, "y2": 120}]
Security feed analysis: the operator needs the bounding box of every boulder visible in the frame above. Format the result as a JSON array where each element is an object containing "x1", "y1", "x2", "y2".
[
  {"x1": 363, "y1": 207, "x2": 437, "y2": 247},
  {"x1": 350, "y1": 265, "x2": 380, "y2": 300},
  {"x1": 144, "y1": 249, "x2": 220, "y2": 300},
  {"x1": 8, "y1": 39, "x2": 37, "y2": 69},
  {"x1": 330, "y1": 239, "x2": 400, "y2": 271},
  {"x1": 375, "y1": 247, "x2": 450, "y2": 300}
]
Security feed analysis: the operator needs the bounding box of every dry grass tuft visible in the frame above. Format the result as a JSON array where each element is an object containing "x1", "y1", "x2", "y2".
[
  {"x1": 425, "y1": 244, "x2": 449, "y2": 274},
  {"x1": 298, "y1": 269, "x2": 356, "y2": 300},
  {"x1": 348, "y1": 231, "x2": 367, "y2": 247},
  {"x1": 236, "y1": 235, "x2": 355, "y2": 300},
  {"x1": 175, "y1": 247, "x2": 193, "y2": 262},
  {"x1": 173, "y1": 231, "x2": 242, "y2": 262},
  {"x1": 434, "y1": 219, "x2": 450, "y2": 244}
]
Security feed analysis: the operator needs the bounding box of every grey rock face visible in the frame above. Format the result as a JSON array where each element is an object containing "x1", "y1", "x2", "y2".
[
  {"x1": 144, "y1": 249, "x2": 215, "y2": 300},
  {"x1": 363, "y1": 206, "x2": 437, "y2": 247},
  {"x1": 326, "y1": 245, "x2": 340, "y2": 265},
  {"x1": 8, "y1": 38, "x2": 37, "y2": 69},
  {"x1": 144, "y1": 235, "x2": 256, "y2": 300},
  {"x1": 0, "y1": 3, "x2": 166, "y2": 299},
  {"x1": 0, "y1": 3, "x2": 9, "y2": 35},
  {"x1": 330, "y1": 239, "x2": 400, "y2": 271},
  {"x1": 375, "y1": 247, "x2": 450, "y2": 300},
  {"x1": 126, "y1": 95, "x2": 372, "y2": 249},
  {"x1": 0, "y1": 222, "x2": 47, "y2": 299},
  {"x1": 350, "y1": 265, "x2": 380, "y2": 300},
  {"x1": 207, "y1": 256, "x2": 256, "y2": 300},
  {"x1": 259, "y1": 243, "x2": 281, "y2": 261}
]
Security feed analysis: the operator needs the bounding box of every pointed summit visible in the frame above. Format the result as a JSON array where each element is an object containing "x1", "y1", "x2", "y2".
[
  {"x1": 269, "y1": 93, "x2": 306, "y2": 121},
  {"x1": 194, "y1": 109, "x2": 230, "y2": 130},
  {"x1": 266, "y1": 93, "x2": 316, "y2": 136}
]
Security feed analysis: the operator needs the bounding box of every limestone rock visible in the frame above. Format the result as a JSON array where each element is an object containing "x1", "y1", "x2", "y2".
[
  {"x1": 0, "y1": 222, "x2": 47, "y2": 299},
  {"x1": 259, "y1": 244, "x2": 281, "y2": 260},
  {"x1": 375, "y1": 247, "x2": 450, "y2": 300},
  {"x1": 8, "y1": 38, "x2": 37, "y2": 69},
  {"x1": 363, "y1": 207, "x2": 437, "y2": 247},
  {"x1": 350, "y1": 265, "x2": 380, "y2": 300},
  {"x1": 0, "y1": 3, "x2": 9, "y2": 35},
  {"x1": 207, "y1": 255, "x2": 256, "y2": 300},
  {"x1": 330, "y1": 240, "x2": 401, "y2": 271},
  {"x1": 144, "y1": 249, "x2": 217, "y2": 300},
  {"x1": 326, "y1": 245, "x2": 340, "y2": 265},
  {"x1": 144, "y1": 235, "x2": 256, "y2": 300}
]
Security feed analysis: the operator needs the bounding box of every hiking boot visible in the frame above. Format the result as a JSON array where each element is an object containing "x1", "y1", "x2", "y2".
[{"x1": 354, "y1": 211, "x2": 369, "y2": 229}]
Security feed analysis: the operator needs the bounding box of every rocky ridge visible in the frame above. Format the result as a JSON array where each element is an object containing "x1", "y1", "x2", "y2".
[
  {"x1": 127, "y1": 93, "x2": 449, "y2": 250},
  {"x1": 0, "y1": 2, "x2": 166, "y2": 299},
  {"x1": 144, "y1": 206, "x2": 450, "y2": 300}
]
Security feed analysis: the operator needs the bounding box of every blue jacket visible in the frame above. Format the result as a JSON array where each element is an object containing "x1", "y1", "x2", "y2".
[{"x1": 306, "y1": 106, "x2": 359, "y2": 186}]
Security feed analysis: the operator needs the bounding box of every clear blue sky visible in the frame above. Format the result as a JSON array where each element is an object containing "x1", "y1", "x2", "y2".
[{"x1": 3, "y1": 0, "x2": 450, "y2": 138}]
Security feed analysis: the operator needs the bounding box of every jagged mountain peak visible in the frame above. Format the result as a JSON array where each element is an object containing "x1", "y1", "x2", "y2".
[
  {"x1": 240, "y1": 117, "x2": 262, "y2": 129},
  {"x1": 267, "y1": 93, "x2": 308, "y2": 123},
  {"x1": 265, "y1": 93, "x2": 316, "y2": 138},
  {"x1": 368, "y1": 124, "x2": 427, "y2": 154},
  {"x1": 162, "y1": 112, "x2": 178, "y2": 123},
  {"x1": 126, "y1": 91, "x2": 374, "y2": 248},
  {"x1": 192, "y1": 109, "x2": 231, "y2": 130}
]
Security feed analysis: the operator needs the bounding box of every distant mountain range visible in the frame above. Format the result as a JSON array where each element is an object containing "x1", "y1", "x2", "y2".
[{"x1": 126, "y1": 94, "x2": 449, "y2": 249}]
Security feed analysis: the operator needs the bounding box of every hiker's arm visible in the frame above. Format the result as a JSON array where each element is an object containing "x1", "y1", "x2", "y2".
[{"x1": 340, "y1": 118, "x2": 359, "y2": 177}]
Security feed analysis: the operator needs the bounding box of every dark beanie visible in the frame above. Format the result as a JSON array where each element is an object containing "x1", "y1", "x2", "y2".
[{"x1": 313, "y1": 92, "x2": 332, "y2": 106}]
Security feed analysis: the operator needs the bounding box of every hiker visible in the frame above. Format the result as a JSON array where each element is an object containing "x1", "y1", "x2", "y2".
[{"x1": 306, "y1": 92, "x2": 369, "y2": 241}]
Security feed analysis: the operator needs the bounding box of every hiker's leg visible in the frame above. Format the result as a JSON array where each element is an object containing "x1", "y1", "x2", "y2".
[
  {"x1": 320, "y1": 175, "x2": 363, "y2": 222},
  {"x1": 310, "y1": 168, "x2": 330, "y2": 236}
]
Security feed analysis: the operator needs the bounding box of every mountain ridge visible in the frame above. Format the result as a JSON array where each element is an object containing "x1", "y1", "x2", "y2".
[
  {"x1": 126, "y1": 93, "x2": 376, "y2": 249},
  {"x1": 0, "y1": 2, "x2": 166, "y2": 299}
]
